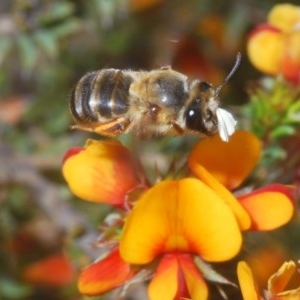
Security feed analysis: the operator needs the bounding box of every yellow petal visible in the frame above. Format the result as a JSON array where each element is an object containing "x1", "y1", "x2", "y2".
[
  {"x1": 238, "y1": 185, "x2": 294, "y2": 231},
  {"x1": 268, "y1": 261, "x2": 296, "y2": 296},
  {"x1": 188, "y1": 163, "x2": 251, "y2": 230},
  {"x1": 179, "y1": 254, "x2": 208, "y2": 300},
  {"x1": 237, "y1": 261, "x2": 260, "y2": 300},
  {"x1": 268, "y1": 4, "x2": 300, "y2": 32},
  {"x1": 120, "y1": 178, "x2": 242, "y2": 264},
  {"x1": 247, "y1": 25, "x2": 285, "y2": 75},
  {"x1": 62, "y1": 139, "x2": 144, "y2": 206},
  {"x1": 149, "y1": 254, "x2": 208, "y2": 300},
  {"x1": 188, "y1": 131, "x2": 261, "y2": 190},
  {"x1": 148, "y1": 255, "x2": 179, "y2": 300}
]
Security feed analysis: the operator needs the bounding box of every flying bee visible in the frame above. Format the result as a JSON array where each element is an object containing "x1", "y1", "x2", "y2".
[{"x1": 70, "y1": 53, "x2": 241, "y2": 142}]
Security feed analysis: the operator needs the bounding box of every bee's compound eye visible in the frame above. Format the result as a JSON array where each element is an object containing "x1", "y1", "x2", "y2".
[
  {"x1": 185, "y1": 98, "x2": 217, "y2": 135},
  {"x1": 187, "y1": 109, "x2": 195, "y2": 117},
  {"x1": 185, "y1": 106, "x2": 206, "y2": 132}
]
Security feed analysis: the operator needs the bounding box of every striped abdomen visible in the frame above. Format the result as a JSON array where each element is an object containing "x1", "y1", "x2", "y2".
[{"x1": 70, "y1": 69, "x2": 133, "y2": 125}]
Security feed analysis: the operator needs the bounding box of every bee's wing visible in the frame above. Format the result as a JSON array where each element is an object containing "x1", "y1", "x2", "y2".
[{"x1": 216, "y1": 108, "x2": 237, "y2": 142}]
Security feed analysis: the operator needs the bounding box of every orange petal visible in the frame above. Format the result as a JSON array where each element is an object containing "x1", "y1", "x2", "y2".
[
  {"x1": 281, "y1": 52, "x2": 300, "y2": 84},
  {"x1": 238, "y1": 184, "x2": 294, "y2": 231},
  {"x1": 187, "y1": 162, "x2": 251, "y2": 230},
  {"x1": 268, "y1": 4, "x2": 300, "y2": 32},
  {"x1": 78, "y1": 248, "x2": 133, "y2": 296},
  {"x1": 247, "y1": 24, "x2": 284, "y2": 75},
  {"x1": 285, "y1": 30, "x2": 300, "y2": 60},
  {"x1": 267, "y1": 261, "x2": 296, "y2": 296},
  {"x1": 281, "y1": 31, "x2": 300, "y2": 84},
  {"x1": 130, "y1": 0, "x2": 164, "y2": 12},
  {"x1": 172, "y1": 38, "x2": 223, "y2": 83},
  {"x1": 188, "y1": 131, "x2": 261, "y2": 190},
  {"x1": 62, "y1": 139, "x2": 144, "y2": 207},
  {"x1": 22, "y1": 253, "x2": 74, "y2": 287},
  {"x1": 148, "y1": 254, "x2": 208, "y2": 300},
  {"x1": 148, "y1": 254, "x2": 180, "y2": 300},
  {"x1": 237, "y1": 261, "x2": 261, "y2": 300},
  {"x1": 197, "y1": 14, "x2": 226, "y2": 54},
  {"x1": 179, "y1": 254, "x2": 208, "y2": 300},
  {"x1": 120, "y1": 178, "x2": 242, "y2": 264}
]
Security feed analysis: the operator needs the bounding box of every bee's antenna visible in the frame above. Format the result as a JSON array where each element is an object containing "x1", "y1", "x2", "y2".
[{"x1": 215, "y1": 52, "x2": 241, "y2": 97}]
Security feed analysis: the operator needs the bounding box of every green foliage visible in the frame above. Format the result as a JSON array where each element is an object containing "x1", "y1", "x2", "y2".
[
  {"x1": 0, "y1": 278, "x2": 32, "y2": 299},
  {"x1": 243, "y1": 78, "x2": 300, "y2": 182},
  {"x1": 244, "y1": 79, "x2": 300, "y2": 141},
  {"x1": 2, "y1": 1, "x2": 80, "y2": 73}
]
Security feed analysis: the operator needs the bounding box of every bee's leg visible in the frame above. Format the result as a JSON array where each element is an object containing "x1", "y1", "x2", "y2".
[
  {"x1": 93, "y1": 117, "x2": 131, "y2": 136},
  {"x1": 71, "y1": 117, "x2": 130, "y2": 137},
  {"x1": 70, "y1": 124, "x2": 94, "y2": 132},
  {"x1": 171, "y1": 121, "x2": 184, "y2": 135}
]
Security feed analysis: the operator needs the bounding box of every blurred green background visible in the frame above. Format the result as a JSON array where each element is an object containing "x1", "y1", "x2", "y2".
[{"x1": 1, "y1": 0, "x2": 300, "y2": 299}]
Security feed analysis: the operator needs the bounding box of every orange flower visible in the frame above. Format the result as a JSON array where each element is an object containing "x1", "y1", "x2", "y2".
[
  {"x1": 188, "y1": 130, "x2": 294, "y2": 231},
  {"x1": 67, "y1": 131, "x2": 294, "y2": 299},
  {"x1": 247, "y1": 4, "x2": 300, "y2": 84},
  {"x1": 78, "y1": 248, "x2": 134, "y2": 296},
  {"x1": 78, "y1": 177, "x2": 242, "y2": 299},
  {"x1": 238, "y1": 184, "x2": 294, "y2": 231},
  {"x1": 247, "y1": 24, "x2": 284, "y2": 75},
  {"x1": 120, "y1": 178, "x2": 242, "y2": 263},
  {"x1": 22, "y1": 253, "x2": 75, "y2": 287},
  {"x1": 62, "y1": 139, "x2": 145, "y2": 207},
  {"x1": 237, "y1": 260, "x2": 300, "y2": 300},
  {"x1": 120, "y1": 178, "x2": 242, "y2": 299}
]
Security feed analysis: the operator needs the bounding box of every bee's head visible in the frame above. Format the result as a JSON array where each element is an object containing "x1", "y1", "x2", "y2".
[
  {"x1": 184, "y1": 81, "x2": 219, "y2": 136},
  {"x1": 184, "y1": 53, "x2": 241, "y2": 141}
]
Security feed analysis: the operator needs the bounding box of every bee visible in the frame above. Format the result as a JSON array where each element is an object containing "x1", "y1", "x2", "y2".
[{"x1": 70, "y1": 53, "x2": 241, "y2": 142}]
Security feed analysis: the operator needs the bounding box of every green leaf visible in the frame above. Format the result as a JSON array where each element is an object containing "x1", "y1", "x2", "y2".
[
  {"x1": 0, "y1": 277, "x2": 32, "y2": 299},
  {"x1": 17, "y1": 33, "x2": 38, "y2": 72},
  {"x1": 103, "y1": 31, "x2": 129, "y2": 55},
  {"x1": 262, "y1": 146, "x2": 286, "y2": 165},
  {"x1": 50, "y1": 19, "x2": 81, "y2": 39},
  {"x1": 288, "y1": 100, "x2": 300, "y2": 113},
  {"x1": 270, "y1": 125, "x2": 296, "y2": 138},
  {"x1": 284, "y1": 101, "x2": 300, "y2": 123},
  {"x1": 34, "y1": 30, "x2": 58, "y2": 58},
  {"x1": 38, "y1": 2, "x2": 75, "y2": 25}
]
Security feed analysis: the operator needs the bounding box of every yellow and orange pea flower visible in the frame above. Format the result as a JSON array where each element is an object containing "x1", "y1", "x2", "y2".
[
  {"x1": 22, "y1": 253, "x2": 75, "y2": 287},
  {"x1": 237, "y1": 260, "x2": 300, "y2": 300},
  {"x1": 247, "y1": 3, "x2": 300, "y2": 84},
  {"x1": 62, "y1": 131, "x2": 294, "y2": 300},
  {"x1": 62, "y1": 139, "x2": 147, "y2": 208}
]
